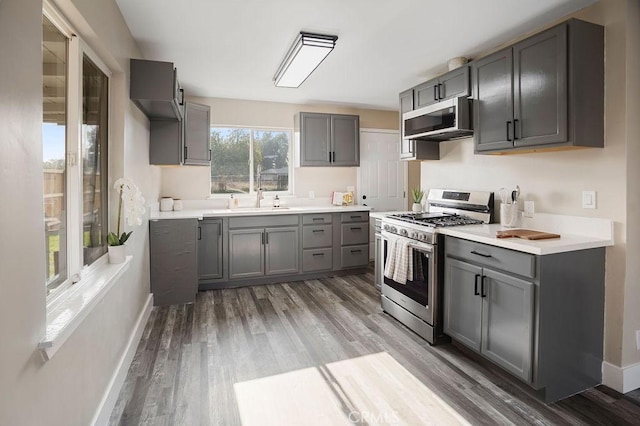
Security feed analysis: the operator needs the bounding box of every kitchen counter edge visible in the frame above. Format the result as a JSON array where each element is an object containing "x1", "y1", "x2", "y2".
[{"x1": 150, "y1": 205, "x2": 372, "y2": 220}]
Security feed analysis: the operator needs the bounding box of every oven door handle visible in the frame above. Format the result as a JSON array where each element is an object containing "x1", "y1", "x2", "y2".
[{"x1": 408, "y1": 242, "x2": 433, "y2": 253}]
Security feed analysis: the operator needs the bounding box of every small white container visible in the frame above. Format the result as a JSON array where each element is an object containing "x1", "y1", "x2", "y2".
[
  {"x1": 500, "y1": 203, "x2": 519, "y2": 228},
  {"x1": 108, "y1": 245, "x2": 126, "y2": 264},
  {"x1": 160, "y1": 197, "x2": 174, "y2": 212},
  {"x1": 173, "y1": 199, "x2": 183, "y2": 211}
]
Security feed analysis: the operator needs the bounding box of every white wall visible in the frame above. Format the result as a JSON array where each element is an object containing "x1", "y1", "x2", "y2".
[
  {"x1": 0, "y1": 0, "x2": 159, "y2": 424},
  {"x1": 420, "y1": 0, "x2": 640, "y2": 372},
  {"x1": 160, "y1": 97, "x2": 398, "y2": 200}
]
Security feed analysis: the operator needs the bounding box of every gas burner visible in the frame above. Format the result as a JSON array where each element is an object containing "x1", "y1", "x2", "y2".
[{"x1": 389, "y1": 212, "x2": 484, "y2": 228}]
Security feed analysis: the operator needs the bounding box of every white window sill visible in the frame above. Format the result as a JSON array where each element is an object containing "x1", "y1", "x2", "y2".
[{"x1": 39, "y1": 255, "x2": 132, "y2": 361}]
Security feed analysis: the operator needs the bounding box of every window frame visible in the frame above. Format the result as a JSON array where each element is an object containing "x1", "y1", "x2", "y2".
[
  {"x1": 208, "y1": 125, "x2": 294, "y2": 197},
  {"x1": 43, "y1": 2, "x2": 113, "y2": 304}
]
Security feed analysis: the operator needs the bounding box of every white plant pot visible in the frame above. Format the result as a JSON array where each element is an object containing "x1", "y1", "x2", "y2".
[
  {"x1": 412, "y1": 202, "x2": 422, "y2": 212},
  {"x1": 108, "y1": 245, "x2": 126, "y2": 264}
]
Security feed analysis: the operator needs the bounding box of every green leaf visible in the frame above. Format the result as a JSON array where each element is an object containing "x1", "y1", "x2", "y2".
[
  {"x1": 119, "y1": 231, "x2": 133, "y2": 245},
  {"x1": 107, "y1": 232, "x2": 121, "y2": 246}
]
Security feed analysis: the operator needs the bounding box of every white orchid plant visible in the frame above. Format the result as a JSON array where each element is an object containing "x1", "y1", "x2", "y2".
[{"x1": 107, "y1": 178, "x2": 145, "y2": 246}]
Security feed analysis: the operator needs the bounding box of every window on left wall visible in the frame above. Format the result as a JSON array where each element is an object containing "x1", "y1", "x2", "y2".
[{"x1": 43, "y1": 5, "x2": 111, "y2": 297}]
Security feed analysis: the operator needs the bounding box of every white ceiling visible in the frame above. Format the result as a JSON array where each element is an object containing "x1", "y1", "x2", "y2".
[{"x1": 115, "y1": 0, "x2": 595, "y2": 111}]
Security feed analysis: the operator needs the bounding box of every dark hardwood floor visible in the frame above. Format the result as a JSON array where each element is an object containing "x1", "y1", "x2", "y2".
[{"x1": 109, "y1": 269, "x2": 640, "y2": 425}]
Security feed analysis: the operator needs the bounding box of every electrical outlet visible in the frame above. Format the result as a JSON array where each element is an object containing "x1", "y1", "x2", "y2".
[
  {"x1": 582, "y1": 191, "x2": 597, "y2": 209},
  {"x1": 523, "y1": 201, "x2": 535, "y2": 218}
]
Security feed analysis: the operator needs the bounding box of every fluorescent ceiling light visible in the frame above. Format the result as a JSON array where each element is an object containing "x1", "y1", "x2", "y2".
[{"x1": 274, "y1": 32, "x2": 338, "y2": 88}]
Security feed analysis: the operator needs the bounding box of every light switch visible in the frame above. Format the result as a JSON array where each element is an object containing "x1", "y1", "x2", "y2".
[{"x1": 582, "y1": 191, "x2": 596, "y2": 209}]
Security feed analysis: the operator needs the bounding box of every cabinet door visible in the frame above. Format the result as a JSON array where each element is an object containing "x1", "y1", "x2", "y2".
[
  {"x1": 184, "y1": 102, "x2": 211, "y2": 165},
  {"x1": 473, "y1": 48, "x2": 515, "y2": 152},
  {"x1": 300, "y1": 113, "x2": 331, "y2": 166},
  {"x1": 513, "y1": 25, "x2": 567, "y2": 148},
  {"x1": 413, "y1": 79, "x2": 439, "y2": 109},
  {"x1": 198, "y1": 219, "x2": 222, "y2": 280},
  {"x1": 331, "y1": 115, "x2": 359, "y2": 166},
  {"x1": 229, "y1": 229, "x2": 264, "y2": 279},
  {"x1": 265, "y1": 227, "x2": 299, "y2": 275},
  {"x1": 439, "y1": 66, "x2": 470, "y2": 100},
  {"x1": 481, "y1": 268, "x2": 534, "y2": 382},
  {"x1": 149, "y1": 219, "x2": 198, "y2": 306},
  {"x1": 399, "y1": 89, "x2": 414, "y2": 160},
  {"x1": 444, "y1": 258, "x2": 483, "y2": 350},
  {"x1": 149, "y1": 120, "x2": 182, "y2": 165}
]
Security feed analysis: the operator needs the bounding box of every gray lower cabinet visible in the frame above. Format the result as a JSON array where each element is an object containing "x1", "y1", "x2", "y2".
[
  {"x1": 295, "y1": 112, "x2": 360, "y2": 166},
  {"x1": 340, "y1": 212, "x2": 369, "y2": 269},
  {"x1": 302, "y1": 213, "x2": 333, "y2": 272},
  {"x1": 228, "y1": 226, "x2": 298, "y2": 279},
  {"x1": 473, "y1": 18, "x2": 603, "y2": 154},
  {"x1": 444, "y1": 235, "x2": 605, "y2": 403},
  {"x1": 198, "y1": 219, "x2": 222, "y2": 280},
  {"x1": 149, "y1": 219, "x2": 198, "y2": 306}
]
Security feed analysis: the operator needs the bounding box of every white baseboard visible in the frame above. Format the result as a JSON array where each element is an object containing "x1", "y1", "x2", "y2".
[
  {"x1": 602, "y1": 361, "x2": 640, "y2": 393},
  {"x1": 91, "y1": 294, "x2": 153, "y2": 426}
]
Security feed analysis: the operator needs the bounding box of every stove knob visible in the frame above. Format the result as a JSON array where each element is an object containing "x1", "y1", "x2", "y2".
[
  {"x1": 383, "y1": 225, "x2": 390, "y2": 231},
  {"x1": 390, "y1": 226, "x2": 397, "y2": 234},
  {"x1": 400, "y1": 229, "x2": 408, "y2": 236},
  {"x1": 409, "y1": 232, "x2": 417, "y2": 239},
  {"x1": 418, "y1": 233, "x2": 426, "y2": 241}
]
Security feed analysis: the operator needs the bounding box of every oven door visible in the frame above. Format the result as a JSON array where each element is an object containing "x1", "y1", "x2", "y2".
[{"x1": 381, "y1": 231, "x2": 437, "y2": 325}]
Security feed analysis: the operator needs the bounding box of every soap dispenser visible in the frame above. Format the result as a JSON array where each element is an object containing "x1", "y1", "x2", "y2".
[
  {"x1": 273, "y1": 195, "x2": 280, "y2": 208},
  {"x1": 228, "y1": 194, "x2": 235, "y2": 209}
]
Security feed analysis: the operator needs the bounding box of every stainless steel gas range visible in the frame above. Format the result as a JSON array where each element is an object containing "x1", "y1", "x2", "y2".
[{"x1": 379, "y1": 189, "x2": 494, "y2": 344}]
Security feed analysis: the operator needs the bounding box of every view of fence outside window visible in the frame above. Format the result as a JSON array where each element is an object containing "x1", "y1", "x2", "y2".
[
  {"x1": 43, "y1": 15, "x2": 68, "y2": 290},
  {"x1": 210, "y1": 128, "x2": 291, "y2": 195}
]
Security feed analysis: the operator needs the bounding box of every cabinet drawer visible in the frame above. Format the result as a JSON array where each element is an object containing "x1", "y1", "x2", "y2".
[
  {"x1": 303, "y1": 225, "x2": 333, "y2": 248},
  {"x1": 341, "y1": 245, "x2": 369, "y2": 268},
  {"x1": 303, "y1": 248, "x2": 333, "y2": 272},
  {"x1": 445, "y1": 237, "x2": 536, "y2": 279},
  {"x1": 341, "y1": 212, "x2": 369, "y2": 223},
  {"x1": 341, "y1": 223, "x2": 368, "y2": 245},
  {"x1": 230, "y1": 214, "x2": 298, "y2": 228},
  {"x1": 302, "y1": 213, "x2": 332, "y2": 225}
]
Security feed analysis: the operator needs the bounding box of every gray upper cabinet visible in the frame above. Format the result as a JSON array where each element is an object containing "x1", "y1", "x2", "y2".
[
  {"x1": 474, "y1": 19, "x2": 603, "y2": 154},
  {"x1": 184, "y1": 102, "x2": 211, "y2": 165},
  {"x1": 149, "y1": 219, "x2": 198, "y2": 306},
  {"x1": 399, "y1": 89, "x2": 414, "y2": 160},
  {"x1": 149, "y1": 101, "x2": 211, "y2": 166},
  {"x1": 296, "y1": 112, "x2": 360, "y2": 166},
  {"x1": 198, "y1": 219, "x2": 223, "y2": 281},
  {"x1": 414, "y1": 66, "x2": 470, "y2": 109},
  {"x1": 130, "y1": 59, "x2": 183, "y2": 121},
  {"x1": 330, "y1": 115, "x2": 360, "y2": 166}
]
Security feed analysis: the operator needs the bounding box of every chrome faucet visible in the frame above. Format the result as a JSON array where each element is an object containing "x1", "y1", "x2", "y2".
[{"x1": 256, "y1": 165, "x2": 264, "y2": 208}]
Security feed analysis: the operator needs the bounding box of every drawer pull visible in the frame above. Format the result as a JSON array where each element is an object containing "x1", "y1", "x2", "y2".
[
  {"x1": 350, "y1": 227, "x2": 362, "y2": 231},
  {"x1": 470, "y1": 250, "x2": 492, "y2": 258},
  {"x1": 350, "y1": 249, "x2": 362, "y2": 253},
  {"x1": 312, "y1": 218, "x2": 324, "y2": 221},
  {"x1": 312, "y1": 253, "x2": 325, "y2": 257},
  {"x1": 350, "y1": 215, "x2": 362, "y2": 219},
  {"x1": 312, "y1": 229, "x2": 325, "y2": 233}
]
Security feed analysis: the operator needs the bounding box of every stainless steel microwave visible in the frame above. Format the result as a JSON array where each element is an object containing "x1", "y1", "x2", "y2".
[{"x1": 402, "y1": 96, "x2": 473, "y2": 141}]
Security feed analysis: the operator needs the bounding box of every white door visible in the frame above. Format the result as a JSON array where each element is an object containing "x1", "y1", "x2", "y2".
[{"x1": 357, "y1": 129, "x2": 407, "y2": 259}]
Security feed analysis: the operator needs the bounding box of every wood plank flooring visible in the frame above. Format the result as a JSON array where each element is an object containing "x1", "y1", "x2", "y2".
[{"x1": 110, "y1": 270, "x2": 640, "y2": 425}]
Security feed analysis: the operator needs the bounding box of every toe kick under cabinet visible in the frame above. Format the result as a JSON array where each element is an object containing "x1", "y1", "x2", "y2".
[{"x1": 443, "y1": 236, "x2": 605, "y2": 403}]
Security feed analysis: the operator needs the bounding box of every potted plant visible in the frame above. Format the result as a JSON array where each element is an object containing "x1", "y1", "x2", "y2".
[
  {"x1": 411, "y1": 188, "x2": 424, "y2": 212},
  {"x1": 107, "y1": 178, "x2": 145, "y2": 264}
]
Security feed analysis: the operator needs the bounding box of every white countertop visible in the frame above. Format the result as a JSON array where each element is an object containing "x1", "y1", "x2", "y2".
[
  {"x1": 150, "y1": 205, "x2": 371, "y2": 220},
  {"x1": 438, "y1": 224, "x2": 613, "y2": 255}
]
